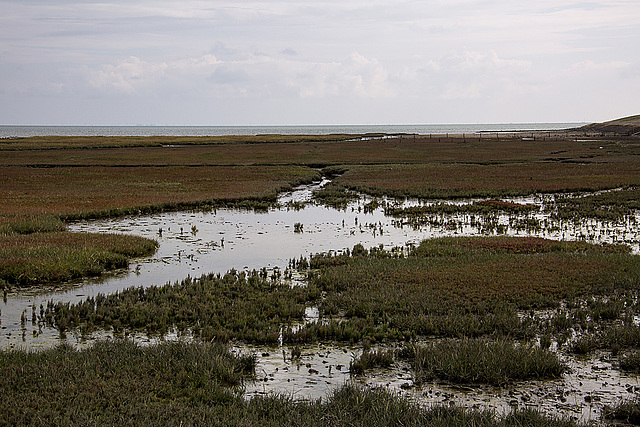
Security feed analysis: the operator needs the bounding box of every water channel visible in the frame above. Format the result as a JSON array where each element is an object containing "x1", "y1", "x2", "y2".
[{"x1": 2, "y1": 180, "x2": 640, "y2": 422}]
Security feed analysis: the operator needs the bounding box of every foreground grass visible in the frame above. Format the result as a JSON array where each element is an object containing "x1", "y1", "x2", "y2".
[
  {"x1": 0, "y1": 340, "x2": 579, "y2": 426},
  {"x1": 0, "y1": 340, "x2": 254, "y2": 425}
]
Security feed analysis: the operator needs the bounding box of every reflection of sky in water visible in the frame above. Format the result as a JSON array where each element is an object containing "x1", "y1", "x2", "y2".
[{"x1": 2, "y1": 181, "x2": 640, "y2": 422}]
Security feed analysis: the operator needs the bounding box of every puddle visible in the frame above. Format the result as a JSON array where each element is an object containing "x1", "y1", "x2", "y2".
[{"x1": 2, "y1": 180, "x2": 640, "y2": 423}]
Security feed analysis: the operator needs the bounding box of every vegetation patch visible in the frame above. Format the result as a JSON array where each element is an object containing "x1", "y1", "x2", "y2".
[
  {"x1": 0, "y1": 214, "x2": 66, "y2": 235},
  {"x1": 43, "y1": 271, "x2": 319, "y2": 342},
  {"x1": 400, "y1": 339, "x2": 567, "y2": 386},
  {"x1": 603, "y1": 398, "x2": 640, "y2": 425},
  {"x1": 312, "y1": 183, "x2": 361, "y2": 209},
  {"x1": 349, "y1": 347, "x2": 395, "y2": 375},
  {"x1": 331, "y1": 163, "x2": 640, "y2": 200},
  {"x1": 0, "y1": 165, "x2": 321, "y2": 218},
  {"x1": 0, "y1": 231, "x2": 157, "y2": 287},
  {"x1": 0, "y1": 340, "x2": 255, "y2": 425},
  {"x1": 286, "y1": 237, "x2": 640, "y2": 343},
  {"x1": 549, "y1": 187, "x2": 640, "y2": 222}
]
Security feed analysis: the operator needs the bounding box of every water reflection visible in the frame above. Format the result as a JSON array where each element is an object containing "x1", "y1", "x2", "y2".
[{"x1": 2, "y1": 182, "x2": 639, "y2": 349}]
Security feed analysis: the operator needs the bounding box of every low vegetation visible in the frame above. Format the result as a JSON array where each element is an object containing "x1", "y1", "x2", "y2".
[
  {"x1": 0, "y1": 165, "x2": 321, "y2": 218},
  {"x1": 326, "y1": 162, "x2": 640, "y2": 201},
  {"x1": 400, "y1": 339, "x2": 567, "y2": 386},
  {"x1": 603, "y1": 398, "x2": 640, "y2": 425},
  {"x1": 0, "y1": 231, "x2": 157, "y2": 287},
  {"x1": 42, "y1": 270, "x2": 319, "y2": 342},
  {"x1": 286, "y1": 237, "x2": 639, "y2": 344},
  {"x1": 0, "y1": 340, "x2": 578, "y2": 426},
  {"x1": 45, "y1": 237, "x2": 640, "y2": 348}
]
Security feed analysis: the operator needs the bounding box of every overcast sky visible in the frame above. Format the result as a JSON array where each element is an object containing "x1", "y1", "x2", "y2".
[{"x1": 1, "y1": 1, "x2": 638, "y2": 125}]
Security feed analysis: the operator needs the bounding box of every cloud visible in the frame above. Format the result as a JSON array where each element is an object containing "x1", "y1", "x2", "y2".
[
  {"x1": 1, "y1": 0, "x2": 639, "y2": 124},
  {"x1": 398, "y1": 50, "x2": 533, "y2": 100},
  {"x1": 78, "y1": 49, "x2": 393, "y2": 99}
]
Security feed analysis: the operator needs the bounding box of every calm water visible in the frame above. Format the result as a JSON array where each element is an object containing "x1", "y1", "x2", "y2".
[{"x1": 0, "y1": 123, "x2": 585, "y2": 138}]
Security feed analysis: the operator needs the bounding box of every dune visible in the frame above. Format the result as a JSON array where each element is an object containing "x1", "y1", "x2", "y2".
[{"x1": 581, "y1": 114, "x2": 640, "y2": 136}]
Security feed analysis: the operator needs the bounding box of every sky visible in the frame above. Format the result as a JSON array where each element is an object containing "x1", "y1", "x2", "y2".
[{"x1": 0, "y1": 1, "x2": 639, "y2": 126}]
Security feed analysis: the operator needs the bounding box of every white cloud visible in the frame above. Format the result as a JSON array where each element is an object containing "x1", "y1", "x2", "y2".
[
  {"x1": 79, "y1": 50, "x2": 393, "y2": 99},
  {"x1": 1, "y1": 0, "x2": 639, "y2": 124}
]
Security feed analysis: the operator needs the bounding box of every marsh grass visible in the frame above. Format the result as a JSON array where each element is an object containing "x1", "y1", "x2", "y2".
[
  {"x1": 44, "y1": 271, "x2": 320, "y2": 343},
  {"x1": 550, "y1": 188, "x2": 640, "y2": 222},
  {"x1": 619, "y1": 351, "x2": 640, "y2": 373},
  {"x1": 386, "y1": 199, "x2": 539, "y2": 217},
  {"x1": 0, "y1": 340, "x2": 578, "y2": 426},
  {"x1": 312, "y1": 183, "x2": 361, "y2": 209},
  {"x1": 571, "y1": 325, "x2": 640, "y2": 354},
  {"x1": 290, "y1": 237, "x2": 640, "y2": 343},
  {"x1": 0, "y1": 165, "x2": 321, "y2": 218},
  {"x1": 0, "y1": 214, "x2": 66, "y2": 235},
  {"x1": 349, "y1": 348, "x2": 395, "y2": 375},
  {"x1": 401, "y1": 338, "x2": 567, "y2": 386},
  {"x1": 0, "y1": 339, "x2": 254, "y2": 425},
  {"x1": 0, "y1": 133, "x2": 363, "y2": 150},
  {"x1": 603, "y1": 398, "x2": 640, "y2": 425},
  {"x1": 331, "y1": 161, "x2": 640, "y2": 200},
  {"x1": 0, "y1": 232, "x2": 157, "y2": 287}
]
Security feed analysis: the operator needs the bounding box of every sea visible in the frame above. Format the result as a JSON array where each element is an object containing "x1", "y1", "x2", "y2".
[{"x1": 0, "y1": 123, "x2": 586, "y2": 138}]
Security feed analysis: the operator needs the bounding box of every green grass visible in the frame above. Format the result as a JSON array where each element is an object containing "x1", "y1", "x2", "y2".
[
  {"x1": 0, "y1": 232, "x2": 157, "y2": 287},
  {"x1": 0, "y1": 340, "x2": 579, "y2": 426},
  {"x1": 43, "y1": 271, "x2": 320, "y2": 342},
  {"x1": 400, "y1": 338, "x2": 567, "y2": 386},
  {"x1": 288, "y1": 237, "x2": 640, "y2": 343}
]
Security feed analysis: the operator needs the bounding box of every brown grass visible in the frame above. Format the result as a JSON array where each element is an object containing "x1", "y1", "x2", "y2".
[
  {"x1": 0, "y1": 165, "x2": 320, "y2": 217},
  {"x1": 0, "y1": 135, "x2": 633, "y2": 167},
  {"x1": 332, "y1": 162, "x2": 640, "y2": 199}
]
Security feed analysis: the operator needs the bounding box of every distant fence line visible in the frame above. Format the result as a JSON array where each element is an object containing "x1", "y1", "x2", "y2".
[{"x1": 391, "y1": 131, "x2": 630, "y2": 142}]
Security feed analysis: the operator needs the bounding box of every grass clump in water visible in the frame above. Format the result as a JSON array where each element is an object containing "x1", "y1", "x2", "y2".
[
  {"x1": 400, "y1": 338, "x2": 567, "y2": 386},
  {"x1": 44, "y1": 270, "x2": 320, "y2": 343},
  {"x1": 349, "y1": 346, "x2": 395, "y2": 375},
  {"x1": 289, "y1": 237, "x2": 640, "y2": 344},
  {"x1": 603, "y1": 398, "x2": 640, "y2": 425},
  {"x1": 0, "y1": 232, "x2": 157, "y2": 287}
]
